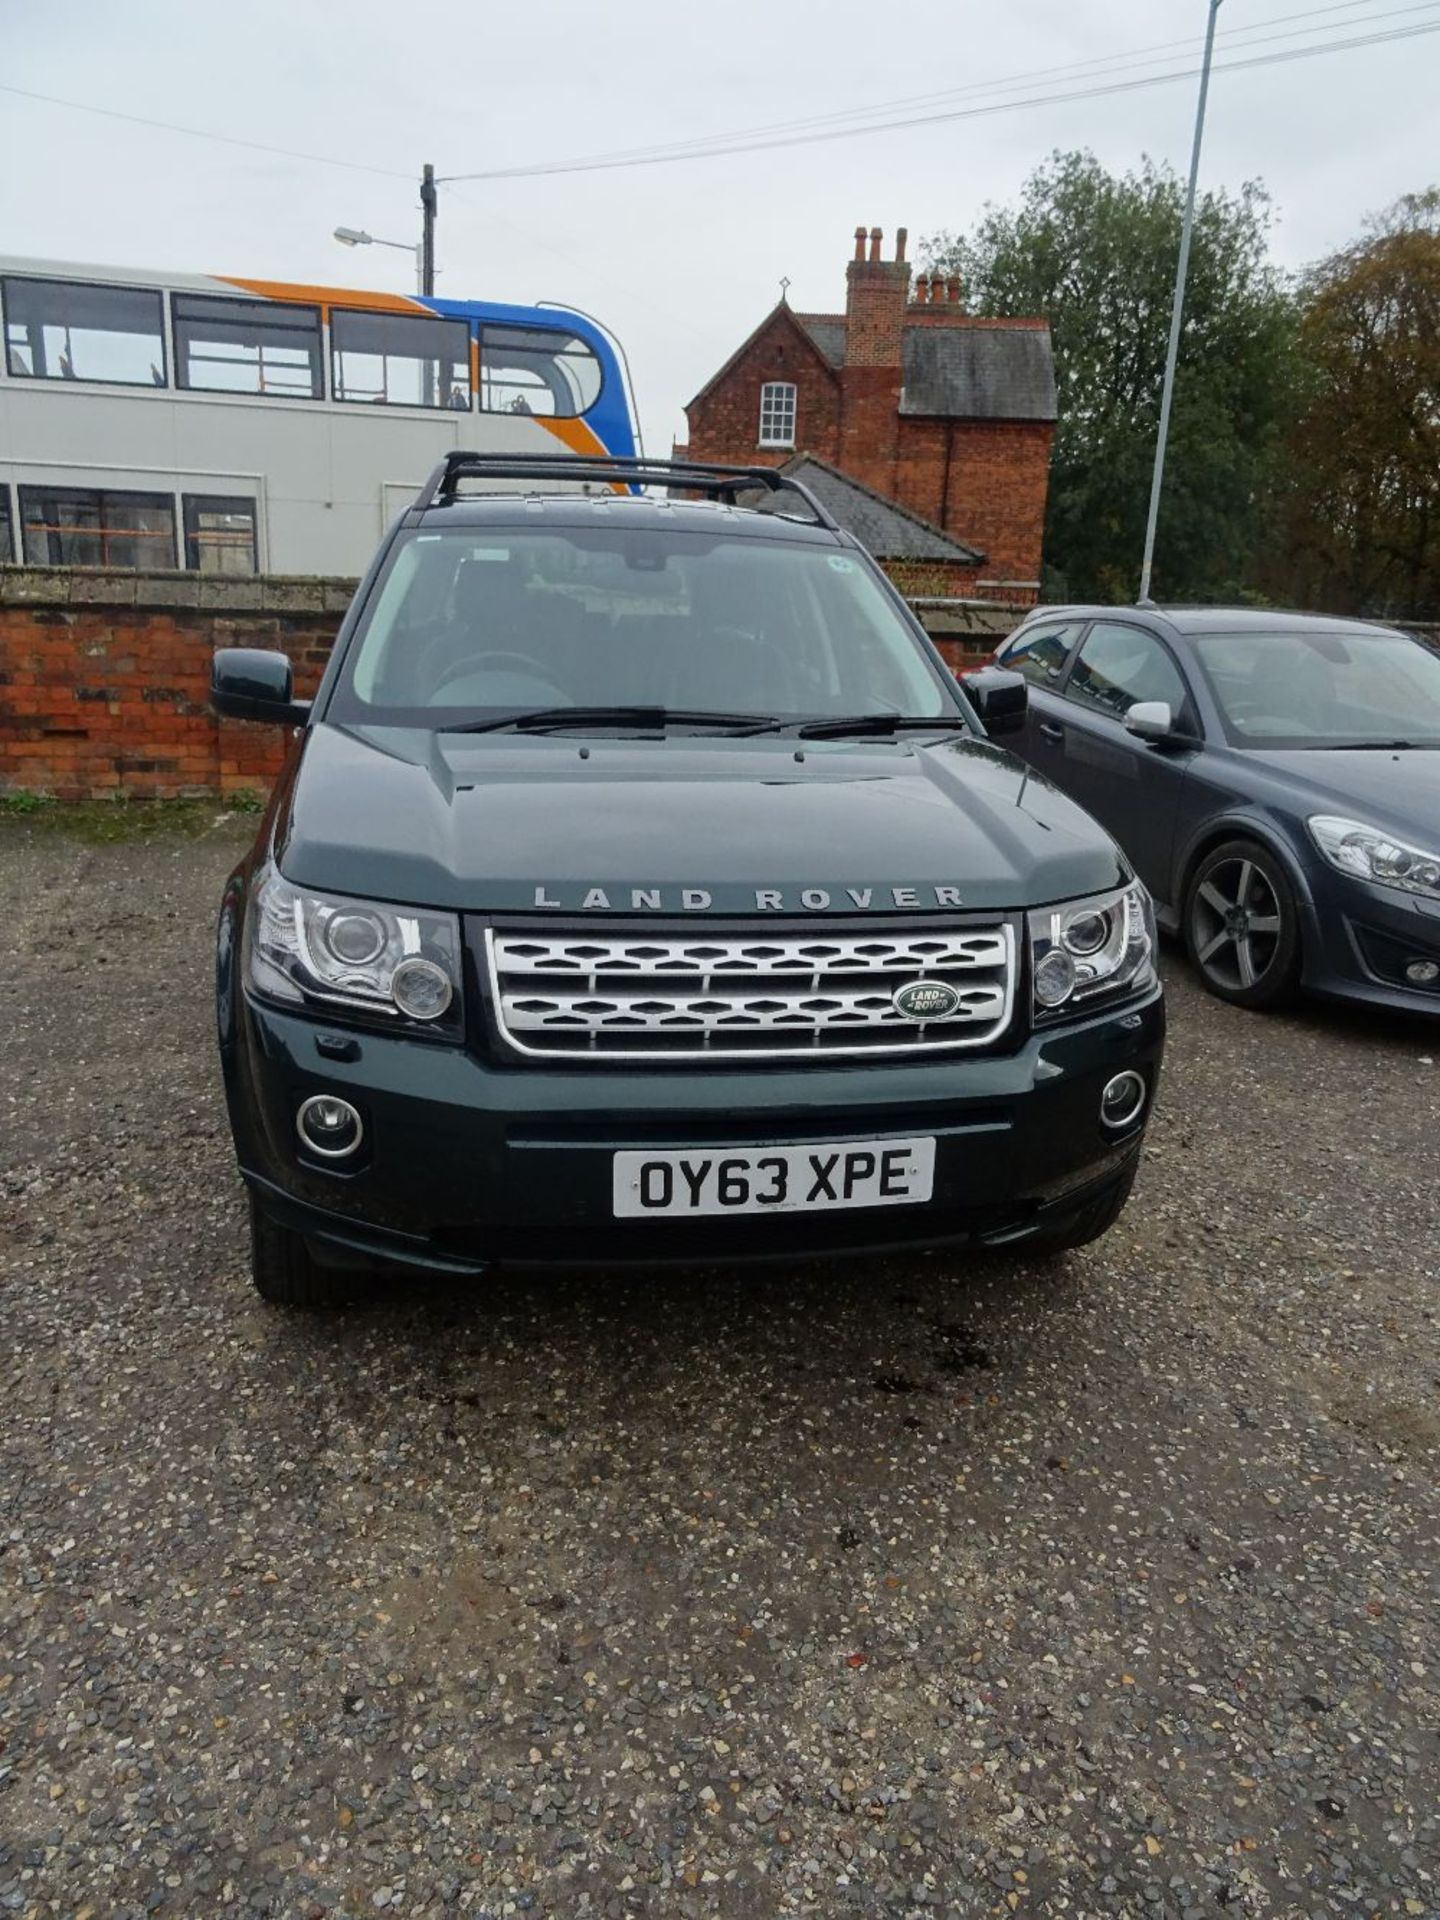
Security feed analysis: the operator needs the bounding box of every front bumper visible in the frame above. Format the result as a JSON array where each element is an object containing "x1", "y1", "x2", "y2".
[
  {"x1": 222, "y1": 985, "x2": 1165, "y2": 1275},
  {"x1": 1299, "y1": 868, "x2": 1440, "y2": 1017}
]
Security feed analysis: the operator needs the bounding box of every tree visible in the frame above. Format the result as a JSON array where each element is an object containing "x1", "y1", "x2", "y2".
[
  {"x1": 925, "y1": 152, "x2": 1297, "y2": 603},
  {"x1": 1268, "y1": 191, "x2": 1440, "y2": 622}
]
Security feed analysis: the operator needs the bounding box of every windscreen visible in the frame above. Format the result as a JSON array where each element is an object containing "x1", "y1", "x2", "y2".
[
  {"x1": 1192, "y1": 628, "x2": 1440, "y2": 747},
  {"x1": 330, "y1": 526, "x2": 952, "y2": 725}
]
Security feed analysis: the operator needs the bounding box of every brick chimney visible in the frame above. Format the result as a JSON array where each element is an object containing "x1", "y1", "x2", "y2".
[{"x1": 844, "y1": 223, "x2": 910, "y2": 367}]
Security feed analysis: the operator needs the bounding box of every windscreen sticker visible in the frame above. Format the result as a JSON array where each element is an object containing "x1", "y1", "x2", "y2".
[{"x1": 827, "y1": 556, "x2": 856, "y2": 573}]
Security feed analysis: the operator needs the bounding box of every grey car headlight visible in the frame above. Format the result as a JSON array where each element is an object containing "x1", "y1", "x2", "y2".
[
  {"x1": 1028, "y1": 880, "x2": 1157, "y2": 1018},
  {"x1": 245, "y1": 864, "x2": 463, "y2": 1035},
  {"x1": 1309, "y1": 815, "x2": 1440, "y2": 901}
]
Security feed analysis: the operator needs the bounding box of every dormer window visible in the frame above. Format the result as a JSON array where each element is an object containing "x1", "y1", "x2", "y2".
[{"x1": 758, "y1": 381, "x2": 796, "y2": 449}]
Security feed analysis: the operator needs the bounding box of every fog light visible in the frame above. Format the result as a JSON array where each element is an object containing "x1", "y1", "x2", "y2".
[
  {"x1": 296, "y1": 1094, "x2": 364, "y2": 1159},
  {"x1": 1100, "y1": 1070, "x2": 1147, "y2": 1130},
  {"x1": 1404, "y1": 957, "x2": 1440, "y2": 987}
]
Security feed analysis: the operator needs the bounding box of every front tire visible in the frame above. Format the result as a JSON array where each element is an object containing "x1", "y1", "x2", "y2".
[
  {"x1": 248, "y1": 1195, "x2": 352, "y2": 1308},
  {"x1": 1183, "y1": 837, "x2": 1301, "y2": 1010}
]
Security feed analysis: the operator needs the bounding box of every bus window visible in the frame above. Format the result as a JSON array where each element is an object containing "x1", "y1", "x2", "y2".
[
  {"x1": 183, "y1": 495, "x2": 258, "y2": 574},
  {"x1": 20, "y1": 485, "x2": 176, "y2": 569},
  {"x1": 174, "y1": 294, "x2": 322, "y2": 399},
  {"x1": 3, "y1": 277, "x2": 166, "y2": 387},
  {"x1": 331, "y1": 309, "x2": 470, "y2": 409},
  {"x1": 478, "y1": 326, "x2": 602, "y2": 418},
  {"x1": 0, "y1": 491, "x2": 13, "y2": 565}
]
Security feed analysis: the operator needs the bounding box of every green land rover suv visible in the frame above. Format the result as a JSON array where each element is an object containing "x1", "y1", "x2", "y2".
[{"x1": 212, "y1": 454, "x2": 1164, "y2": 1305}]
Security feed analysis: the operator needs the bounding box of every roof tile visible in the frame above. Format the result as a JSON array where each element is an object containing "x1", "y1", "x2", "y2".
[{"x1": 769, "y1": 455, "x2": 984, "y2": 565}]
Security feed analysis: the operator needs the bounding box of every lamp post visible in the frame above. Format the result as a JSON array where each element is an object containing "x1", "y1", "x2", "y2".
[
  {"x1": 332, "y1": 225, "x2": 426, "y2": 295},
  {"x1": 333, "y1": 162, "x2": 438, "y2": 297},
  {"x1": 1137, "y1": 0, "x2": 1224, "y2": 606}
]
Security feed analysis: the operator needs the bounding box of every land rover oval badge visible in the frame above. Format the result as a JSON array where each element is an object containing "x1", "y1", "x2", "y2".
[{"x1": 892, "y1": 979, "x2": 963, "y2": 1021}]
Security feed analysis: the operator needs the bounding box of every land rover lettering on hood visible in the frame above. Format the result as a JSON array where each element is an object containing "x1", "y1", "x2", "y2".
[{"x1": 212, "y1": 453, "x2": 1164, "y2": 1307}]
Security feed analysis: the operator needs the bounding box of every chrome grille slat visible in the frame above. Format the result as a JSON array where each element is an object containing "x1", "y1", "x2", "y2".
[
  {"x1": 502, "y1": 983, "x2": 1006, "y2": 1034},
  {"x1": 486, "y1": 922, "x2": 1016, "y2": 1061},
  {"x1": 493, "y1": 931, "x2": 1009, "y2": 976}
]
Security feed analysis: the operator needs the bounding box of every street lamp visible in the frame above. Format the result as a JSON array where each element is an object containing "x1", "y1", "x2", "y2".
[
  {"x1": 333, "y1": 225, "x2": 425, "y2": 295},
  {"x1": 1137, "y1": 0, "x2": 1224, "y2": 605}
]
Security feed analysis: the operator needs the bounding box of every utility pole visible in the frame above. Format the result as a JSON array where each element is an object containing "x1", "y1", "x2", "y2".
[
  {"x1": 420, "y1": 163, "x2": 437, "y2": 297},
  {"x1": 1138, "y1": 0, "x2": 1223, "y2": 605}
]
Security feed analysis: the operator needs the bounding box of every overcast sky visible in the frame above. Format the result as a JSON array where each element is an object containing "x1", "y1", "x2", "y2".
[{"x1": 2, "y1": 0, "x2": 1435, "y2": 453}]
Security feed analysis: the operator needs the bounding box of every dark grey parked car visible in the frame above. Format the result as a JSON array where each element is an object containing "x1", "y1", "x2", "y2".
[{"x1": 990, "y1": 606, "x2": 1440, "y2": 1016}]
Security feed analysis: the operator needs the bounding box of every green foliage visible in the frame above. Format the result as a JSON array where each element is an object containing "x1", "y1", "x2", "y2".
[
  {"x1": 1267, "y1": 191, "x2": 1440, "y2": 621},
  {"x1": 925, "y1": 152, "x2": 1299, "y2": 604},
  {"x1": 0, "y1": 795, "x2": 258, "y2": 843}
]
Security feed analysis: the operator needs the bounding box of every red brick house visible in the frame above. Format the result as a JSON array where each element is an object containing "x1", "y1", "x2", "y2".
[{"x1": 676, "y1": 225, "x2": 1056, "y2": 603}]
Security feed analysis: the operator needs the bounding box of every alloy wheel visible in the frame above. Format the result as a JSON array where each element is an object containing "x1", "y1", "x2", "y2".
[{"x1": 1189, "y1": 856, "x2": 1285, "y2": 993}]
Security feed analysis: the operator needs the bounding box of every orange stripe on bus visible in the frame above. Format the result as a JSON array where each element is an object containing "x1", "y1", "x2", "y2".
[
  {"x1": 539, "y1": 416, "x2": 628, "y2": 491},
  {"x1": 217, "y1": 276, "x2": 430, "y2": 318}
]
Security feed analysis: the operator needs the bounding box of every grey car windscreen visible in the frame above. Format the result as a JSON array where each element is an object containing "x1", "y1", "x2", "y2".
[{"x1": 1190, "y1": 629, "x2": 1440, "y2": 748}]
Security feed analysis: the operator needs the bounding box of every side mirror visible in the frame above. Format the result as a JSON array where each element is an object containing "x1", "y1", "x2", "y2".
[
  {"x1": 1124, "y1": 700, "x2": 1175, "y2": 743},
  {"x1": 964, "y1": 665, "x2": 1028, "y2": 737},
  {"x1": 211, "y1": 648, "x2": 311, "y2": 725}
]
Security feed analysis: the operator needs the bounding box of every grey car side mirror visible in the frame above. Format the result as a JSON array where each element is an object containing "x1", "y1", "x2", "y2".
[{"x1": 1124, "y1": 700, "x2": 1174, "y2": 742}]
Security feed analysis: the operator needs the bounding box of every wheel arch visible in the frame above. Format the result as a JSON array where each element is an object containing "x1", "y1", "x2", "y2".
[{"x1": 1174, "y1": 811, "x2": 1317, "y2": 920}]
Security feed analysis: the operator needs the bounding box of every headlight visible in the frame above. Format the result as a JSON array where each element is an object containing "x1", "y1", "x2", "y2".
[
  {"x1": 1029, "y1": 880, "x2": 1156, "y2": 1018},
  {"x1": 244, "y1": 865, "x2": 463, "y2": 1036},
  {"x1": 1309, "y1": 815, "x2": 1440, "y2": 901}
]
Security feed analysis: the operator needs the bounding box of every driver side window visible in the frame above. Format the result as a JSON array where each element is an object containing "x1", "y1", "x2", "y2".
[
  {"x1": 1066, "y1": 622, "x2": 1189, "y2": 723},
  {"x1": 1003, "y1": 621, "x2": 1083, "y2": 689}
]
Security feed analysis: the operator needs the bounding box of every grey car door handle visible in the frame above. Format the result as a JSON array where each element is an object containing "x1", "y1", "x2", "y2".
[{"x1": 1038, "y1": 720, "x2": 1064, "y2": 742}]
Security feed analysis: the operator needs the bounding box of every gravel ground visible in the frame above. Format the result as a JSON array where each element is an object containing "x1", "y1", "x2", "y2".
[{"x1": 1, "y1": 814, "x2": 1437, "y2": 1920}]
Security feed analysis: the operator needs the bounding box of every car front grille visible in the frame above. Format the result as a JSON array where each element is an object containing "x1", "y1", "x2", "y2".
[{"x1": 484, "y1": 921, "x2": 1017, "y2": 1060}]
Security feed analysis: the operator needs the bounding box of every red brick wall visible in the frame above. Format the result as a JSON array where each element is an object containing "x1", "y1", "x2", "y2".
[
  {"x1": 836, "y1": 366, "x2": 903, "y2": 499},
  {"x1": 881, "y1": 557, "x2": 980, "y2": 600},
  {"x1": 682, "y1": 307, "x2": 840, "y2": 470},
  {"x1": 890, "y1": 417, "x2": 950, "y2": 531},
  {"x1": 0, "y1": 572, "x2": 349, "y2": 800},
  {"x1": 942, "y1": 420, "x2": 1053, "y2": 586}
]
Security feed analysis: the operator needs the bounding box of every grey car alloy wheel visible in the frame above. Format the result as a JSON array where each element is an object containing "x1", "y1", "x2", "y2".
[{"x1": 1185, "y1": 839, "x2": 1301, "y2": 1009}]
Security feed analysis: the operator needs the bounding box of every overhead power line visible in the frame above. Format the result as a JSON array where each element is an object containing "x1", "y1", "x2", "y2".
[
  {"x1": 491, "y1": 0, "x2": 1432, "y2": 174},
  {"x1": 0, "y1": 85, "x2": 412, "y2": 182},
  {"x1": 445, "y1": 18, "x2": 1440, "y2": 182},
  {"x1": 0, "y1": 5, "x2": 1432, "y2": 192}
]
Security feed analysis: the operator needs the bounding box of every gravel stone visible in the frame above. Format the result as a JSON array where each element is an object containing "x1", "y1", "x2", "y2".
[{"x1": 0, "y1": 816, "x2": 1437, "y2": 1915}]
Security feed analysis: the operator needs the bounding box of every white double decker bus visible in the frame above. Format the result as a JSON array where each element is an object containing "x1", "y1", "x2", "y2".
[{"x1": 0, "y1": 257, "x2": 640, "y2": 578}]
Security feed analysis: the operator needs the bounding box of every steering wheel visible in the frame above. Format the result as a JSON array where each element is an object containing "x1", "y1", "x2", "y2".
[{"x1": 431, "y1": 652, "x2": 564, "y2": 695}]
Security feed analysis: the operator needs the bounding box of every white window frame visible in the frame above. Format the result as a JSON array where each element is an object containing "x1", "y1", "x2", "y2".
[{"x1": 758, "y1": 380, "x2": 797, "y2": 449}]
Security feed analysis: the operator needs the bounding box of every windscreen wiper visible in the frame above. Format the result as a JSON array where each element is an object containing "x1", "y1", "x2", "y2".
[
  {"x1": 1325, "y1": 738, "x2": 1437, "y2": 751},
  {"x1": 791, "y1": 713, "x2": 975, "y2": 740},
  {"x1": 441, "y1": 706, "x2": 782, "y2": 737}
]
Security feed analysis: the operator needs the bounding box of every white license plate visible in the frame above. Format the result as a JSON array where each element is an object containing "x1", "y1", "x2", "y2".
[{"x1": 612, "y1": 1137, "x2": 936, "y2": 1218}]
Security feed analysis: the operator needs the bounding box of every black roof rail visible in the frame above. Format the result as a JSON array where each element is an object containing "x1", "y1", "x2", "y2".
[{"x1": 410, "y1": 451, "x2": 840, "y2": 530}]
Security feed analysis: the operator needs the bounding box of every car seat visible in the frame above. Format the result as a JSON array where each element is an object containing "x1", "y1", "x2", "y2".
[
  {"x1": 1241, "y1": 642, "x2": 1328, "y2": 734},
  {"x1": 416, "y1": 557, "x2": 576, "y2": 706},
  {"x1": 665, "y1": 560, "x2": 797, "y2": 712}
]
